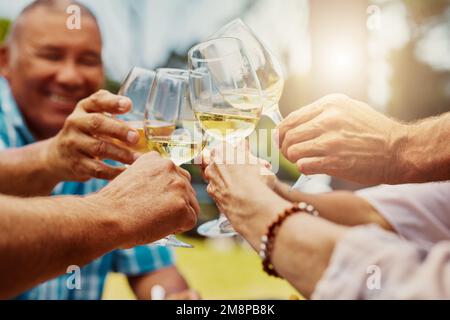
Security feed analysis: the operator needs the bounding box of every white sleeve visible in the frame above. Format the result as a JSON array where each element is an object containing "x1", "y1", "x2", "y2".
[
  {"x1": 356, "y1": 182, "x2": 450, "y2": 249},
  {"x1": 313, "y1": 224, "x2": 450, "y2": 299}
]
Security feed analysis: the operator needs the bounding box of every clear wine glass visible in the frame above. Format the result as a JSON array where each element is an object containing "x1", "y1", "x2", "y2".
[
  {"x1": 117, "y1": 67, "x2": 156, "y2": 153},
  {"x1": 188, "y1": 37, "x2": 263, "y2": 238},
  {"x1": 210, "y1": 19, "x2": 310, "y2": 189},
  {"x1": 144, "y1": 68, "x2": 204, "y2": 248}
]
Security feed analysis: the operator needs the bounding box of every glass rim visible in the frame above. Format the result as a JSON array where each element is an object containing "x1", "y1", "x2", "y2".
[
  {"x1": 188, "y1": 37, "x2": 246, "y2": 63},
  {"x1": 205, "y1": 18, "x2": 286, "y2": 81},
  {"x1": 120, "y1": 66, "x2": 155, "y2": 83},
  {"x1": 118, "y1": 67, "x2": 155, "y2": 96},
  {"x1": 208, "y1": 18, "x2": 247, "y2": 39},
  {"x1": 155, "y1": 68, "x2": 189, "y2": 80}
]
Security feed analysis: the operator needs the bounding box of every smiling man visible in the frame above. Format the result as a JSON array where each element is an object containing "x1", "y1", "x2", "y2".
[
  {"x1": 0, "y1": 0, "x2": 196, "y2": 300},
  {"x1": 3, "y1": 0, "x2": 103, "y2": 141}
]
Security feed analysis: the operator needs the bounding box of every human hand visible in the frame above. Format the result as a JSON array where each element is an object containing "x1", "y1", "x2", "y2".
[
  {"x1": 276, "y1": 94, "x2": 407, "y2": 184},
  {"x1": 45, "y1": 90, "x2": 141, "y2": 181},
  {"x1": 201, "y1": 141, "x2": 276, "y2": 190},
  {"x1": 90, "y1": 151, "x2": 200, "y2": 248},
  {"x1": 204, "y1": 142, "x2": 291, "y2": 245}
]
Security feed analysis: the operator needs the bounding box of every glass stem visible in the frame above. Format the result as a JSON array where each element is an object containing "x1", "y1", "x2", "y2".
[{"x1": 262, "y1": 104, "x2": 283, "y2": 125}]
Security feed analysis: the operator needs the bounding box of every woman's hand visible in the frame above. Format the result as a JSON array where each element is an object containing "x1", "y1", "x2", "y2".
[{"x1": 203, "y1": 142, "x2": 291, "y2": 248}]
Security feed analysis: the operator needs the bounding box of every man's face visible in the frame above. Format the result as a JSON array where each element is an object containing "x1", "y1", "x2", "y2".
[{"x1": 1, "y1": 7, "x2": 104, "y2": 138}]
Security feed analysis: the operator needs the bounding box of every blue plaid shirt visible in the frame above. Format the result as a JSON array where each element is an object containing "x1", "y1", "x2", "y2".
[{"x1": 0, "y1": 77, "x2": 175, "y2": 300}]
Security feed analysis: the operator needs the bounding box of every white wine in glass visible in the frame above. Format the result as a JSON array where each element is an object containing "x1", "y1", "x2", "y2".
[
  {"x1": 145, "y1": 68, "x2": 205, "y2": 248},
  {"x1": 116, "y1": 67, "x2": 156, "y2": 153},
  {"x1": 195, "y1": 112, "x2": 259, "y2": 140},
  {"x1": 209, "y1": 19, "x2": 285, "y2": 124},
  {"x1": 210, "y1": 19, "x2": 310, "y2": 191},
  {"x1": 145, "y1": 120, "x2": 202, "y2": 166},
  {"x1": 195, "y1": 89, "x2": 262, "y2": 140},
  {"x1": 111, "y1": 120, "x2": 150, "y2": 154},
  {"x1": 188, "y1": 37, "x2": 263, "y2": 238}
]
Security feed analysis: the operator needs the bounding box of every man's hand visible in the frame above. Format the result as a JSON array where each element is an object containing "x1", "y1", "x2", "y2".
[
  {"x1": 276, "y1": 94, "x2": 408, "y2": 184},
  {"x1": 45, "y1": 90, "x2": 141, "y2": 181},
  {"x1": 90, "y1": 151, "x2": 200, "y2": 248}
]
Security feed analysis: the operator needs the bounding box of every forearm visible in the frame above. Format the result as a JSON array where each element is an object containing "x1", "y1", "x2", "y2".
[
  {"x1": 223, "y1": 188, "x2": 347, "y2": 296},
  {"x1": 394, "y1": 112, "x2": 450, "y2": 183},
  {"x1": 0, "y1": 194, "x2": 123, "y2": 299},
  {"x1": 272, "y1": 215, "x2": 348, "y2": 297},
  {"x1": 0, "y1": 139, "x2": 61, "y2": 196},
  {"x1": 233, "y1": 193, "x2": 347, "y2": 298},
  {"x1": 273, "y1": 181, "x2": 393, "y2": 230}
]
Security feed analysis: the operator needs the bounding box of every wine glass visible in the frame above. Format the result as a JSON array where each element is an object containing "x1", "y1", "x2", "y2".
[
  {"x1": 117, "y1": 67, "x2": 156, "y2": 153},
  {"x1": 210, "y1": 19, "x2": 310, "y2": 189},
  {"x1": 145, "y1": 68, "x2": 204, "y2": 248},
  {"x1": 188, "y1": 37, "x2": 263, "y2": 238},
  {"x1": 119, "y1": 67, "x2": 197, "y2": 247}
]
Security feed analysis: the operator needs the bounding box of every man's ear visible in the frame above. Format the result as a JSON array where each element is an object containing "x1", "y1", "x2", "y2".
[{"x1": 0, "y1": 44, "x2": 11, "y2": 78}]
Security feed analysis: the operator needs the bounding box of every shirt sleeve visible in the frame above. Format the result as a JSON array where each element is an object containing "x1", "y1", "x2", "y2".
[
  {"x1": 0, "y1": 114, "x2": 9, "y2": 150},
  {"x1": 111, "y1": 245, "x2": 175, "y2": 276},
  {"x1": 356, "y1": 182, "x2": 450, "y2": 249},
  {"x1": 312, "y1": 224, "x2": 450, "y2": 299}
]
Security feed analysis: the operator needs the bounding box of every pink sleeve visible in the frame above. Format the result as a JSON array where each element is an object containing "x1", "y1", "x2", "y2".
[
  {"x1": 312, "y1": 225, "x2": 450, "y2": 299},
  {"x1": 356, "y1": 182, "x2": 450, "y2": 249}
]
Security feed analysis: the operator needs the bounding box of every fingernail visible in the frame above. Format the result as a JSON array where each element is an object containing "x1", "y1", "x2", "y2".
[
  {"x1": 127, "y1": 130, "x2": 139, "y2": 144},
  {"x1": 273, "y1": 129, "x2": 279, "y2": 148},
  {"x1": 118, "y1": 98, "x2": 130, "y2": 111}
]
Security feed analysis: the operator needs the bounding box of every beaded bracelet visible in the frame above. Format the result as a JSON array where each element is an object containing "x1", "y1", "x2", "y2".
[{"x1": 259, "y1": 202, "x2": 319, "y2": 278}]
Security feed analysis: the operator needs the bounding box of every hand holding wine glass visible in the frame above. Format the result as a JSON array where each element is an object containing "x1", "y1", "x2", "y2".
[{"x1": 46, "y1": 90, "x2": 139, "y2": 182}]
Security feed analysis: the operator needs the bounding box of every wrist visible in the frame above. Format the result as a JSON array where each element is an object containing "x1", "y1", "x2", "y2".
[
  {"x1": 386, "y1": 122, "x2": 410, "y2": 183},
  {"x1": 239, "y1": 191, "x2": 292, "y2": 250},
  {"x1": 41, "y1": 138, "x2": 67, "y2": 183},
  {"x1": 393, "y1": 122, "x2": 429, "y2": 183},
  {"x1": 82, "y1": 194, "x2": 128, "y2": 249}
]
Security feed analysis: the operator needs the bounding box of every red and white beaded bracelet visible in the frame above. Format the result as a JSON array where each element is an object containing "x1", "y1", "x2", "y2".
[{"x1": 259, "y1": 202, "x2": 319, "y2": 278}]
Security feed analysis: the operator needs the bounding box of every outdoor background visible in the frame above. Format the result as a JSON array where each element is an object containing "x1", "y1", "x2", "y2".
[{"x1": 1, "y1": 0, "x2": 449, "y2": 299}]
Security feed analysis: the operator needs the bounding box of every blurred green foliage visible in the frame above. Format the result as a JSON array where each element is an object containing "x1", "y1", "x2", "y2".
[
  {"x1": 104, "y1": 77, "x2": 121, "y2": 93},
  {"x1": 0, "y1": 18, "x2": 11, "y2": 43}
]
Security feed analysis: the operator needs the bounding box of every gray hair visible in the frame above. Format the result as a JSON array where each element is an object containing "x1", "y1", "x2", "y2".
[{"x1": 6, "y1": 0, "x2": 98, "y2": 44}]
